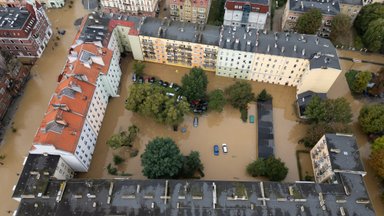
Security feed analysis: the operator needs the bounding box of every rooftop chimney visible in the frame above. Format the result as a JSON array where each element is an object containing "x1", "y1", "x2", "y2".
[
  {"x1": 302, "y1": 48, "x2": 306, "y2": 56},
  {"x1": 235, "y1": 38, "x2": 240, "y2": 43},
  {"x1": 244, "y1": 33, "x2": 246, "y2": 39},
  {"x1": 301, "y1": 1, "x2": 304, "y2": 9},
  {"x1": 281, "y1": 46, "x2": 285, "y2": 53},
  {"x1": 315, "y1": 38, "x2": 319, "y2": 45},
  {"x1": 267, "y1": 45, "x2": 270, "y2": 52},
  {"x1": 294, "y1": 45, "x2": 297, "y2": 52}
]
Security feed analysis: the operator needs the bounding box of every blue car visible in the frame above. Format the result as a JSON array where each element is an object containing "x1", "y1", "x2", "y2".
[{"x1": 214, "y1": 145, "x2": 219, "y2": 156}]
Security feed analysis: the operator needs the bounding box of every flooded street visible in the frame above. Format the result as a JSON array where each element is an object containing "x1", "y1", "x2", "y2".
[
  {"x1": 0, "y1": 4, "x2": 382, "y2": 214},
  {"x1": 0, "y1": 2, "x2": 89, "y2": 214}
]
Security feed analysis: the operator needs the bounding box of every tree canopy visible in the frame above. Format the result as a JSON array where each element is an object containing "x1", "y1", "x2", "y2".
[
  {"x1": 358, "y1": 104, "x2": 384, "y2": 134},
  {"x1": 304, "y1": 97, "x2": 352, "y2": 124},
  {"x1": 181, "y1": 151, "x2": 205, "y2": 178},
  {"x1": 330, "y1": 13, "x2": 352, "y2": 44},
  {"x1": 133, "y1": 61, "x2": 145, "y2": 76},
  {"x1": 372, "y1": 136, "x2": 384, "y2": 152},
  {"x1": 351, "y1": 71, "x2": 372, "y2": 94},
  {"x1": 246, "y1": 157, "x2": 288, "y2": 181},
  {"x1": 369, "y1": 148, "x2": 384, "y2": 179},
  {"x1": 107, "y1": 125, "x2": 139, "y2": 149},
  {"x1": 354, "y1": 3, "x2": 384, "y2": 35},
  {"x1": 295, "y1": 9, "x2": 323, "y2": 34},
  {"x1": 225, "y1": 81, "x2": 255, "y2": 109},
  {"x1": 208, "y1": 89, "x2": 226, "y2": 112},
  {"x1": 141, "y1": 137, "x2": 184, "y2": 179},
  {"x1": 181, "y1": 67, "x2": 208, "y2": 102},
  {"x1": 125, "y1": 84, "x2": 190, "y2": 126},
  {"x1": 363, "y1": 18, "x2": 384, "y2": 53},
  {"x1": 299, "y1": 122, "x2": 351, "y2": 148}
]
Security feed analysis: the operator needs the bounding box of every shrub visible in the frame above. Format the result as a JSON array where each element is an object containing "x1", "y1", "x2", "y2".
[
  {"x1": 240, "y1": 108, "x2": 248, "y2": 123},
  {"x1": 113, "y1": 155, "x2": 125, "y2": 165}
]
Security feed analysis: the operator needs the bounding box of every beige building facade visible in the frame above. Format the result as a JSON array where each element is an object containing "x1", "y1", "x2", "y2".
[
  {"x1": 101, "y1": 0, "x2": 159, "y2": 16},
  {"x1": 169, "y1": 0, "x2": 211, "y2": 24}
]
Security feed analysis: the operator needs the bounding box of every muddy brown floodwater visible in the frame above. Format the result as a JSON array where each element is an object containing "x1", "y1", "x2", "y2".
[{"x1": 0, "y1": 2, "x2": 89, "y2": 214}]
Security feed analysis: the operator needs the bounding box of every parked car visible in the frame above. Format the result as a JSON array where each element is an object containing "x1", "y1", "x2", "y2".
[
  {"x1": 169, "y1": 82, "x2": 174, "y2": 88},
  {"x1": 222, "y1": 144, "x2": 228, "y2": 153},
  {"x1": 158, "y1": 80, "x2": 164, "y2": 86},
  {"x1": 138, "y1": 76, "x2": 144, "y2": 84},
  {"x1": 166, "y1": 92, "x2": 175, "y2": 97},
  {"x1": 213, "y1": 145, "x2": 219, "y2": 156},
  {"x1": 177, "y1": 95, "x2": 184, "y2": 102},
  {"x1": 148, "y1": 77, "x2": 155, "y2": 83},
  {"x1": 193, "y1": 116, "x2": 199, "y2": 127},
  {"x1": 132, "y1": 73, "x2": 137, "y2": 82},
  {"x1": 173, "y1": 84, "x2": 181, "y2": 92},
  {"x1": 162, "y1": 81, "x2": 169, "y2": 87}
]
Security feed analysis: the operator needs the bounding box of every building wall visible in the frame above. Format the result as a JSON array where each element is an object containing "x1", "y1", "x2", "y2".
[
  {"x1": 39, "y1": 0, "x2": 65, "y2": 8},
  {"x1": 310, "y1": 135, "x2": 334, "y2": 183},
  {"x1": 216, "y1": 48, "x2": 255, "y2": 79},
  {"x1": 297, "y1": 67, "x2": 341, "y2": 94},
  {"x1": 169, "y1": 0, "x2": 209, "y2": 24},
  {"x1": 100, "y1": 0, "x2": 159, "y2": 16},
  {"x1": 139, "y1": 35, "x2": 217, "y2": 71},
  {"x1": 53, "y1": 157, "x2": 74, "y2": 179},
  {"x1": 224, "y1": 9, "x2": 267, "y2": 29}
]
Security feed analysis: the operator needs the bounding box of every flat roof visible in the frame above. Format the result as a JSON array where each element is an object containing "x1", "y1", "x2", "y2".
[
  {"x1": 15, "y1": 178, "x2": 375, "y2": 215},
  {"x1": 0, "y1": 7, "x2": 31, "y2": 30},
  {"x1": 140, "y1": 17, "x2": 221, "y2": 46},
  {"x1": 257, "y1": 100, "x2": 275, "y2": 158},
  {"x1": 12, "y1": 154, "x2": 61, "y2": 198}
]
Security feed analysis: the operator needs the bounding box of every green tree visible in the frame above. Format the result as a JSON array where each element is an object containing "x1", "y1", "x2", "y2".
[
  {"x1": 295, "y1": 9, "x2": 323, "y2": 34},
  {"x1": 354, "y1": 3, "x2": 384, "y2": 35},
  {"x1": 141, "y1": 137, "x2": 184, "y2": 179},
  {"x1": 126, "y1": 84, "x2": 190, "y2": 126},
  {"x1": 181, "y1": 67, "x2": 208, "y2": 102},
  {"x1": 225, "y1": 81, "x2": 255, "y2": 109},
  {"x1": 0, "y1": 154, "x2": 5, "y2": 165},
  {"x1": 369, "y1": 148, "x2": 384, "y2": 178},
  {"x1": 351, "y1": 71, "x2": 372, "y2": 94},
  {"x1": 181, "y1": 151, "x2": 205, "y2": 178},
  {"x1": 257, "y1": 89, "x2": 272, "y2": 101},
  {"x1": 246, "y1": 157, "x2": 288, "y2": 181},
  {"x1": 113, "y1": 155, "x2": 125, "y2": 165},
  {"x1": 107, "y1": 163, "x2": 118, "y2": 175},
  {"x1": 208, "y1": 89, "x2": 226, "y2": 112},
  {"x1": 107, "y1": 125, "x2": 140, "y2": 149},
  {"x1": 372, "y1": 136, "x2": 384, "y2": 152},
  {"x1": 330, "y1": 13, "x2": 352, "y2": 44},
  {"x1": 304, "y1": 97, "x2": 352, "y2": 124},
  {"x1": 363, "y1": 18, "x2": 384, "y2": 53},
  {"x1": 299, "y1": 122, "x2": 351, "y2": 148},
  {"x1": 359, "y1": 104, "x2": 384, "y2": 134},
  {"x1": 133, "y1": 61, "x2": 146, "y2": 76}
]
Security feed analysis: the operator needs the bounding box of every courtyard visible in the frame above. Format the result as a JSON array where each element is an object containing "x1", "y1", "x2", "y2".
[{"x1": 78, "y1": 55, "x2": 307, "y2": 182}]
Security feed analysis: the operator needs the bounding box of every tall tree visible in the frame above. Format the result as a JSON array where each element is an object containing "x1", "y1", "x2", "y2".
[
  {"x1": 354, "y1": 3, "x2": 384, "y2": 35},
  {"x1": 330, "y1": 13, "x2": 352, "y2": 44},
  {"x1": 181, "y1": 67, "x2": 208, "y2": 102},
  {"x1": 246, "y1": 157, "x2": 288, "y2": 181},
  {"x1": 295, "y1": 9, "x2": 323, "y2": 34},
  {"x1": 369, "y1": 148, "x2": 384, "y2": 178},
  {"x1": 299, "y1": 122, "x2": 351, "y2": 148},
  {"x1": 133, "y1": 61, "x2": 146, "y2": 76},
  {"x1": 359, "y1": 104, "x2": 384, "y2": 134},
  {"x1": 181, "y1": 151, "x2": 204, "y2": 178},
  {"x1": 372, "y1": 136, "x2": 384, "y2": 152},
  {"x1": 351, "y1": 71, "x2": 372, "y2": 94},
  {"x1": 141, "y1": 137, "x2": 184, "y2": 179},
  {"x1": 225, "y1": 81, "x2": 255, "y2": 109},
  {"x1": 304, "y1": 97, "x2": 352, "y2": 124},
  {"x1": 208, "y1": 89, "x2": 226, "y2": 112},
  {"x1": 363, "y1": 18, "x2": 384, "y2": 53}
]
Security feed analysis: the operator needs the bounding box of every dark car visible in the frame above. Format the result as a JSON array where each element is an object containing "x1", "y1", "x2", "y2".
[
  {"x1": 138, "y1": 76, "x2": 144, "y2": 84},
  {"x1": 162, "y1": 81, "x2": 169, "y2": 87},
  {"x1": 214, "y1": 145, "x2": 219, "y2": 156},
  {"x1": 148, "y1": 77, "x2": 155, "y2": 83},
  {"x1": 158, "y1": 80, "x2": 164, "y2": 86}
]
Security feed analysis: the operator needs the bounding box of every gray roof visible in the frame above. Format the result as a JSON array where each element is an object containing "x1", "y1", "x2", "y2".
[
  {"x1": 12, "y1": 154, "x2": 61, "y2": 198},
  {"x1": 15, "y1": 178, "x2": 375, "y2": 216},
  {"x1": 0, "y1": 7, "x2": 31, "y2": 30},
  {"x1": 339, "y1": 0, "x2": 362, "y2": 5},
  {"x1": 325, "y1": 134, "x2": 365, "y2": 172},
  {"x1": 140, "y1": 17, "x2": 221, "y2": 46},
  {"x1": 289, "y1": 0, "x2": 340, "y2": 15},
  {"x1": 257, "y1": 100, "x2": 275, "y2": 158},
  {"x1": 226, "y1": 0, "x2": 269, "y2": 5},
  {"x1": 220, "y1": 26, "x2": 340, "y2": 70}
]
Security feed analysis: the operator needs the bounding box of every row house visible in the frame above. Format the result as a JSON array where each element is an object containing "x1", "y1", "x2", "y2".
[
  {"x1": 168, "y1": 0, "x2": 211, "y2": 24},
  {"x1": 0, "y1": 0, "x2": 52, "y2": 58},
  {"x1": 0, "y1": 0, "x2": 64, "y2": 8},
  {"x1": 223, "y1": 0, "x2": 269, "y2": 29},
  {"x1": 139, "y1": 17, "x2": 219, "y2": 71},
  {"x1": 100, "y1": 0, "x2": 159, "y2": 17}
]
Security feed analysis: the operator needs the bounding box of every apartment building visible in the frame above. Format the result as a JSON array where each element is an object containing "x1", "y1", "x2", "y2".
[
  {"x1": 310, "y1": 134, "x2": 367, "y2": 183},
  {"x1": 223, "y1": 0, "x2": 269, "y2": 29},
  {"x1": 100, "y1": 0, "x2": 159, "y2": 16},
  {"x1": 282, "y1": 0, "x2": 339, "y2": 37},
  {"x1": 217, "y1": 27, "x2": 341, "y2": 94},
  {"x1": 29, "y1": 13, "x2": 142, "y2": 172},
  {"x1": 139, "y1": 18, "x2": 219, "y2": 71},
  {"x1": 0, "y1": 0, "x2": 65, "y2": 8},
  {"x1": 12, "y1": 153, "x2": 74, "y2": 202},
  {"x1": 0, "y1": 0, "x2": 52, "y2": 58},
  {"x1": 0, "y1": 52, "x2": 29, "y2": 122},
  {"x1": 168, "y1": 0, "x2": 211, "y2": 24}
]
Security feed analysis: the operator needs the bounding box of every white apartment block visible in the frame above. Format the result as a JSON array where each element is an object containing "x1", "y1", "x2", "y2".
[{"x1": 223, "y1": 0, "x2": 269, "y2": 29}]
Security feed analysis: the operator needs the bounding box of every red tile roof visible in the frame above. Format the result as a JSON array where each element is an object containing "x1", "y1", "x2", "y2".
[{"x1": 225, "y1": 1, "x2": 269, "y2": 13}]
